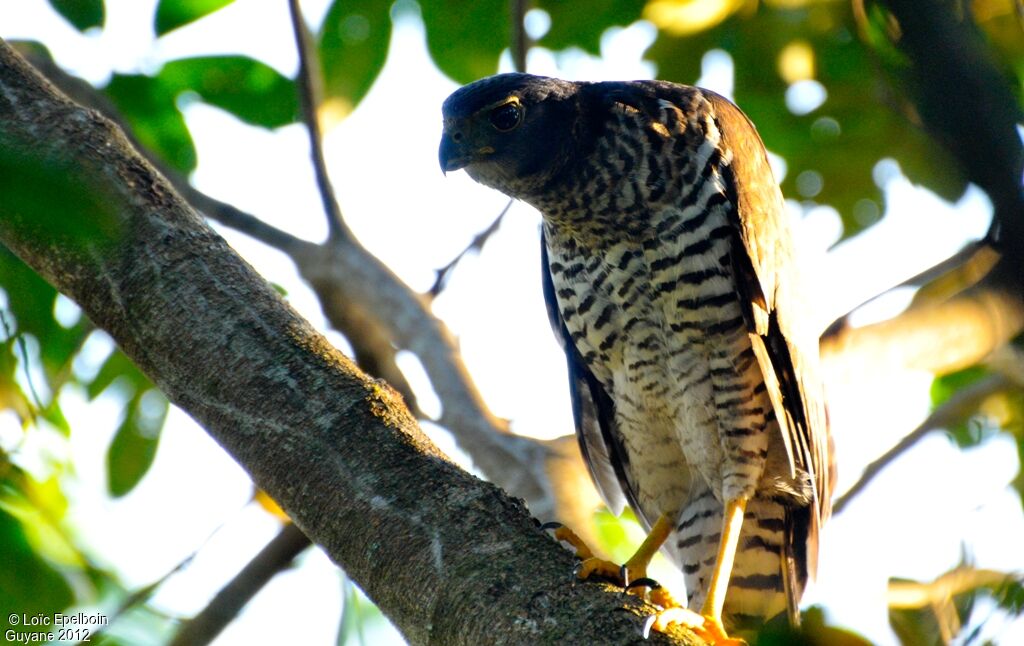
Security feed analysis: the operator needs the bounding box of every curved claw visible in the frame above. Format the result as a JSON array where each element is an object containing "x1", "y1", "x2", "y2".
[
  {"x1": 538, "y1": 521, "x2": 563, "y2": 532},
  {"x1": 642, "y1": 614, "x2": 659, "y2": 640},
  {"x1": 626, "y1": 577, "x2": 662, "y2": 591}
]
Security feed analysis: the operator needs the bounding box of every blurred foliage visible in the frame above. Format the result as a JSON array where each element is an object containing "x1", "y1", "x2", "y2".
[
  {"x1": 47, "y1": 0, "x2": 105, "y2": 32},
  {"x1": 930, "y1": 363, "x2": 1024, "y2": 506},
  {"x1": 889, "y1": 564, "x2": 1024, "y2": 646},
  {"x1": 155, "y1": 0, "x2": 236, "y2": 36},
  {"x1": 320, "y1": 0, "x2": 393, "y2": 115},
  {"x1": 421, "y1": 0, "x2": 509, "y2": 84},
  {"x1": 2, "y1": 0, "x2": 1023, "y2": 644}
]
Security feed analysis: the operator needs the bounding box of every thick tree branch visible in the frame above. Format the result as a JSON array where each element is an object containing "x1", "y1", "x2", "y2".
[
  {"x1": 0, "y1": 39, "x2": 692, "y2": 645},
  {"x1": 821, "y1": 286, "x2": 1024, "y2": 384},
  {"x1": 11, "y1": 43, "x2": 585, "y2": 526}
]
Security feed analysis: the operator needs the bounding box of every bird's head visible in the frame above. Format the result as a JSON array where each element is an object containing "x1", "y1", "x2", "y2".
[{"x1": 439, "y1": 73, "x2": 581, "y2": 201}]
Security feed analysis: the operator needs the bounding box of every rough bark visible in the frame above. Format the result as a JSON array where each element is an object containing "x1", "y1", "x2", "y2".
[{"x1": 0, "y1": 39, "x2": 695, "y2": 645}]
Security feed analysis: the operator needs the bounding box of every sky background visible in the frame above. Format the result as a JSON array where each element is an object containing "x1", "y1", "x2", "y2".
[{"x1": 1, "y1": 0, "x2": 1021, "y2": 644}]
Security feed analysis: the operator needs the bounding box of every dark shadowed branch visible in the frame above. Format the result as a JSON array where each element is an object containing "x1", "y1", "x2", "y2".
[
  {"x1": 428, "y1": 198, "x2": 512, "y2": 297},
  {"x1": 832, "y1": 373, "x2": 1016, "y2": 514},
  {"x1": 169, "y1": 523, "x2": 311, "y2": 646},
  {"x1": 510, "y1": 0, "x2": 530, "y2": 74}
]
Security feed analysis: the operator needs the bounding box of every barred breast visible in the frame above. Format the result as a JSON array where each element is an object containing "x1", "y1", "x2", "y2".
[
  {"x1": 542, "y1": 91, "x2": 793, "y2": 621},
  {"x1": 545, "y1": 95, "x2": 775, "y2": 507}
]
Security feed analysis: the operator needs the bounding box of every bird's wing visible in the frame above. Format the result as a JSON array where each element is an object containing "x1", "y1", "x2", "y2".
[
  {"x1": 540, "y1": 230, "x2": 635, "y2": 519},
  {"x1": 704, "y1": 91, "x2": 834, "y2": 572}
]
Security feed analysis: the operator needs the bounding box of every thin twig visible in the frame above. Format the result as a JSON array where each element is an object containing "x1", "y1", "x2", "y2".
[
  {"x1": 429, "y1": 199, "x2": 513, "y2": 297},
  {"x1": 14, "y1": 46, "x2": 312, "y2": 256},
  {"x1": 0, "y1": 310, "x2": 43, "y2": 413},
  {"x1": 821, "y1": 239, "x2": 996, "y2": 339},
  {"x1": 287, "y1": 0, "x2": 351, "y2": 242},
  {"x1": 168, "y1": 523, "x2": 311, "y2": 646},
  {"x1": 833, "y1": 373, "x2": 1014, "y2": 514},
  {"x1": 428, "y1": 0, "x2": 527, "y2": 300},
  {"x1": 510, "y1": 0, "x2": 530, "y2": 73}
]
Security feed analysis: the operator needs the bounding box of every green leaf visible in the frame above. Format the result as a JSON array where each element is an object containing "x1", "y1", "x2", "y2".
[
  {"x1": 106, "y1": 390, "x2": 167, "y2": 497},
  {"x1": 104, "y1": 73, "x2": 198, "y2": 173},
  {"x1": 155, "y1": 0, "x2": 236, "y2": 36},
  {"x1": 0, "y1": 507, "x2": 74, "y2": 635},
  {"x1": 47, "y1": 0, "x2": 104, "y2": 32},
  {"x1": 535, "y1": 0, "x2": 645, "y2": 55},
  {"x1": 319, "y1": 0, "x2": 392, "y2": 114},
  {"x1": 929, "y1": 365, "x2": 991, "y2": 448},
  {"x1": 159, "y1": 56, "x2": 299, "y2": 128},
  {"x1": 420, "y1": 0, "x2": 507, "y2": 83},
  {"x1": 87, "y1": 350, "x2": 148, "y2": 401}
]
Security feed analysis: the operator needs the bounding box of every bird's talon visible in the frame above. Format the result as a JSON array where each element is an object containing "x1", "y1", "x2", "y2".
[
  {"x1": 626, "y1": 577, "x2": 661, "y2": 591},
  {"x1": 641, "y1": 614, "x2": 658, "y2": 640},
  {"x1": 646, "y1": 607, "x2": 746, "y2": 644},
  {"x1": 538, "y1": 521, "x2": 562, "y2": 532}
]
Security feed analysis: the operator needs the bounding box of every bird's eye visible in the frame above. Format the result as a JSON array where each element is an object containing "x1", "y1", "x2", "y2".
[{"x1": 489, "y1": 103, "x2": 522, "y2": 132}]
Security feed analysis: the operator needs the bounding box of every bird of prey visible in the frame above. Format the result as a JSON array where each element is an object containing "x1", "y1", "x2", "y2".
[{"x1": 439, "y1": 73, "x2": 834, "y2": 642}]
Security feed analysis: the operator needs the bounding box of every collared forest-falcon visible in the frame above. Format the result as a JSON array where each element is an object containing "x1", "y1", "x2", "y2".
[{"x1": 439, "y1": 73, "x2": 835, "y2": 641}]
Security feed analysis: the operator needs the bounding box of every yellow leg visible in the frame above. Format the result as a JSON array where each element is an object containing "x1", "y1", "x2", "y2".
[
  {"x1": 556, "y1": 513, "x2": 674, "y2": 584},
  {"x1": 622, "y1": 513, "x2": 674, "y2": 582},
  {"x1": 701, "y1": 496, "x2": 748, "y2": 631}
]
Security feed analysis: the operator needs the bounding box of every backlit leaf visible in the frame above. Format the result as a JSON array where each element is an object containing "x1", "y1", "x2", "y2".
[
  {"x1": 420, "y1": 0, "x2": 507, "y2": 83},
  {"x1": 104, "y1": 73, "x2": 198, "y2": 173},
  {"x1": 159, "y1": 56, "x2": 299, "y2": 128},
  {"x1": 535, "y1": 0, "x2": 645, "y2": 55},
  {"x1": 0, "y1": 508, "x2": 74, "y2": 636},
  {"x1": 47, "y1": 0, "x2": 104, "y2": 32},
  {"x1": 155, "y1": 0, "x2": 236, "y2": 36},
  {"x1": 106, "y1": 390, "x2": 168, "y2": 497},
  {"x1": 319, "y1": 0, "x2": 392, "y2": 114}
]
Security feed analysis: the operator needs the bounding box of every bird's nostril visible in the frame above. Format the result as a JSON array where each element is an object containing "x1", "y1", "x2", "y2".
[{"x1": 452, "y1": 131, "x2": 463, "y2": 142}]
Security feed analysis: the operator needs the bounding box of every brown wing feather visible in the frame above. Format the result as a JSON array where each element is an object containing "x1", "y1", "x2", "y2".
[
  {"x1": 540, "y1": 231, "x2": 635, "y2": 519},
  {"x1": 704, "y1": 92, "x2": 835, "y2": 576}
]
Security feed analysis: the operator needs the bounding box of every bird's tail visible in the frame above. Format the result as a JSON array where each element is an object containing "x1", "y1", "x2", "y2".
[{"x1": 670, "y1": 488, "x2": 811, "y2": 631}]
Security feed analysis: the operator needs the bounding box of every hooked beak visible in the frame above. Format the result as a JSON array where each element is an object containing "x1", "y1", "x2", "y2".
[{"x1": 439, "y1": 132, "x2": 470, "y2": 175}]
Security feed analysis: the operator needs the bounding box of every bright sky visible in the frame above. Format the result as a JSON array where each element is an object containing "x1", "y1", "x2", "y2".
[{"x1": 1, "y1": 0, "x2": 1021, "y2": 644}]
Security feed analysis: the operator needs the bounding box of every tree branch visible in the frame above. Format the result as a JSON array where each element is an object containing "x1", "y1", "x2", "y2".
[
  {"x1": 429, "y1": 199, "x2": 511, "y2": 297},
  {"x1": 821, "y1": 286, "x2": 1024, "y2": 384},
  {"x1": 169, "y1": 523, "x2": 311, "y2": 646},
  {"x1": 509, "y1": 0, "x2": 530, "y2": 74},
  {"x1": 832, "y1": 373, "x2": 1015, "y2": 514},
  {"x1": 287, "y1": 0, "x2": 350, "y2": 242},
  {"x1": 0, "y1": 39, "x2": 693, "y2": 645},
  {"x1": 12, "y1": 43, "x2": 583, "y2": 525},
  {"x1": 888, "y1": 567, "x2": 1019, "y2": 609}
]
